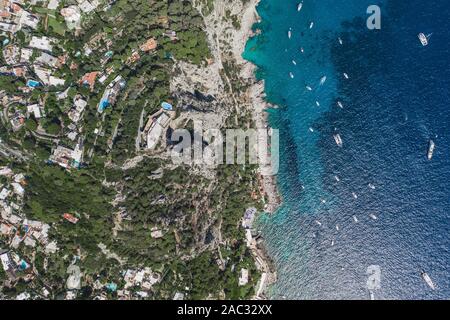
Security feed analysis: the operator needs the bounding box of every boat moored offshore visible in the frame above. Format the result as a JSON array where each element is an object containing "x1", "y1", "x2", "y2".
[
  {"x1": 421, "y1": 270, "x2": 436, "y2": 290},
  {"x1": 427, "y1": 140, "x2": 435, "y2": 160},
  {"x1": 334, "y1": 134, "x2": 343, "y2": 147},
  {"x1": 418, "y1": 33, "x2": 430, "y2": 46}
]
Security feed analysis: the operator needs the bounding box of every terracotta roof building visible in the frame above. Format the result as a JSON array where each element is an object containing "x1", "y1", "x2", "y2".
[
  {"x1": 80, "y1": 71, "x2": 99, "y2": 91},
  {"x1": 140, "y1": 38, "x2": 158, "y2": 52}
]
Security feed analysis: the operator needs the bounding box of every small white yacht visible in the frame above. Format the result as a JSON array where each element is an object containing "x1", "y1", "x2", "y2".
[
  {"x1": 336, "y1": 225, "x2": 340, "y2": 231},
  {"x1": 334, "y1": 175, "x2": 340, "y2": 182},
  {"x1": 421, "y1": 270, "x2": 436, "y2": 290},
  {"x1": 297, "y1": 2, "x2": 303, "y2": 12},
  {"x1": 289, "y1": 72, "x2": 294, "y2": 79},
  {"x1": 427, "y1": 140, "x2": 435, "y2": 160},
  {"x1": 288, "y1": 28, "x2": 292, "y2": 39},
  {"x1": 352, "y1": 192, "x2": 358, "y2": 199},
  {"x1": 368, "y1": 183, "x2": 376, "y2": 190},
  {"x1": 320, "y1": 76, "x2": 327, "y2": 85},
  {"x1": 292, "y1": 60, "x2": 297, "y2": 65},
  {"x1": 316, "y1": 101, "x2": 320, "y2": 107},
  {"x1": 334, "y1": 133, "x2": 343, "y2": 147},
  {"x1": 309, "y1": 127, "x2": 314, "y2": 133},
  {"x1": 353, "y1": 215, "x2": 359, "y2": 223},
  {"x1": 315, "y1": 220, "x2": 322, "y2": 227},
  {"x1": 337, "y1": 101, "x2": 344, "y2": 109},
  {"x1": 309, "y1": 22, "x2": 314, "y2": 29},
  {"x1": 343, "y1": 72, "x2": 349, "y2": 79},
  {"x1": 418, "y1": 33, "x2": 431, "y2": 46},
  {"x1": 369, "y1": 213, "x2": 378, "y2": 220},
  {"x1": 338, "y1": 37, "x2": 343, "y2": 45},
  {"x1": 300, "y1": 47, "x2": 304, "y2": 53},
  {"x1": 305, "y1": 85, "x2": 312, "y2": 91}
]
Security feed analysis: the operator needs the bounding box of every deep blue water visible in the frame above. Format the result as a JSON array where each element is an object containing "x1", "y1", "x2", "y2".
[{"x1": 244, "y1": 0, "x2": 450, "y2": 299}]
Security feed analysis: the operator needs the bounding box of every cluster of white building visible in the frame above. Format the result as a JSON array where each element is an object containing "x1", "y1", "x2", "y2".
[
  {"x1": 26, "y1": 103, "x2": 44, "y2": 119},
  {"x1": 59, "y1": 0, "x2": 99, "y2": 30},
  {"x1": 0, "y1": 166, "x2": 59, "y2": 286},
  {"x1": 2, "y1": 34, "x2": 65, "y2": 88},
  {"x1": 142, "y1": 110, "x2": 172, "y2": 150},
  {"x1": 49, "y1": 143, "x2": 83, "y2": 169},
  {"x1": 0, "y1": 0, "x2": 39, "y2": 34},
  {"x1": 123, "y1": 267, "x2": 160, "y2": 290},
  {"x1": 86, "y1": 267, "x2": 162, "y2": 300},
  {"x1": 68, "y1": 95, "x2": 87, "y2": 123},
  {"x1": 97, "y1": 75, "x2": 126, "y2": 113}
]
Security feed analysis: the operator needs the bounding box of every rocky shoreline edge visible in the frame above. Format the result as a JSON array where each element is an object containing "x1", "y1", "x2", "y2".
[
  {"x1": 191, "y1": 0, "x2": 281, "y2": 299},
  {"x1": 233, "y1": 0, "x2": 281, "y2": 299}
]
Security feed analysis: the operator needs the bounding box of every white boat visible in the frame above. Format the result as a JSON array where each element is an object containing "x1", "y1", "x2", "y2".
[
  {"x1": 320, "y1": 76, "x2": 327, "y2": 85},
  {"x1": 297, "y1": 2, "x2": 303, "y2": 12},
  {"x1": 315, "y1": 220, "x2": 322, "y2": 227},
  {"x1": 421, "y1": 270, "x2": 436, "y2": 290},
  {"x1": 337, "y1": 101, "x2": 344, "y2": 109},
  {"x1": 288, "y1": 28, "x2": 292, "y2": 39},
  {"x1": 336, "y1": 225, "x2": 340, "y2": 231},
  {"x1": 321, "y1": 199, "x2": 326, "y2": 204},
  {"x1": 300, "y1": 47, "x2": 304, "y2": 53},
  {"x1": 309, "y1": 127, "x2": 314, "y2": 133},
  {"x1": 368, "y1": 183, "x2": 376, "y2": 190},
  {"x1": 352, "y1": 192, "x2": 358, "y2": 199},
  {"x1": 334, "y1": 175, "x2": 340, "y2": 182},
  {"x1": 353, "y1": 215, "x2": 359, "y2": 223},
  {"x1": 343, "y1": 72, "x2": 349, "y2": 79},
  {"x1": 369, "y1": 213, "x2": 378, "y2": 220},
  {"x1": 427, "y1": 140, "x2": 435, "y2": 160},
  {"x1": 305, "y1": 85, "x2": 312, "y2": 91},
  {"x1": 331, "y1": 240, "x2": 335, "y2": 246},
  {"x1": 418, "y1": 33, "x2": 431, "y2": 46},
  {"x1": 338, "y1": 37, "x2": 343, "y2": 45},
  {"x1": 309, "y1": 22, "x2": 314, "y2": 29},
  {"x1": 334, "y1": 134, "x2": 343, "y2": 147},
  {"x1": 292, "y1": 60, "x2": 297, "y2": 65},
  {"x1": 315, "y1": 101, "x2": 320, "y2": 107},
  {"x1": 289, "y1": 72, "x2": 294, "y2": 79}
]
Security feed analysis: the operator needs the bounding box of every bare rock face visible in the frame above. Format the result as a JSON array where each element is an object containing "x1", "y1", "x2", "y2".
[{"x1": 175, "y1": 90, "x2": 217, "y2": 113}]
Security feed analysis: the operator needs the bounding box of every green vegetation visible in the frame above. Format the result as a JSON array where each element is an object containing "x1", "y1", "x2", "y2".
[
  {"x1": 0, "y1": 0, "x2": 264, "y2": 300},
  {"x1": 47, "y1": 16, "x2": 66, "y2": 36}
]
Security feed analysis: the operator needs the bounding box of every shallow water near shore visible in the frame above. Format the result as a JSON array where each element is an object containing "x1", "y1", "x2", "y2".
[{"x1": 244, "y1": 0, "x2": 450, "y2": 299}]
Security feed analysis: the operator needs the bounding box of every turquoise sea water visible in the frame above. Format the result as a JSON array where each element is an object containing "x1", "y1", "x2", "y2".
[{"x1": 244, "y1": 0, "x2": 450, "y2": 299}]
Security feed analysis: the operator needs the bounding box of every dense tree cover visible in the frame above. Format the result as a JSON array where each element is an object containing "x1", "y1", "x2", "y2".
[
  {"x1": 0, "y1": 0, "x2": 264, "y2": 300},
  {"x1": 0, "y1": 77, "x2": 24, "y2": 95}
]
